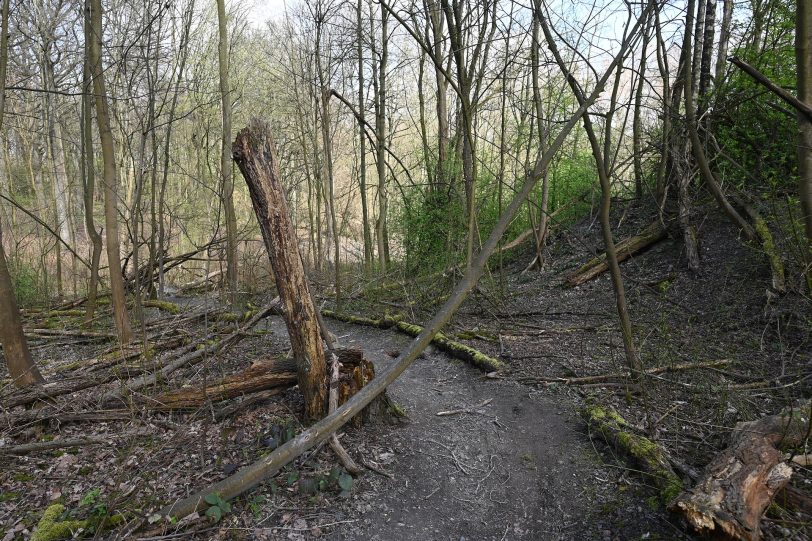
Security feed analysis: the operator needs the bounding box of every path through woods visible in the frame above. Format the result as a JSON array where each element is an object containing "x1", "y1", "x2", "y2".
[{"x1": 260, "y1": 317, "x2": 681, "y2": 540}]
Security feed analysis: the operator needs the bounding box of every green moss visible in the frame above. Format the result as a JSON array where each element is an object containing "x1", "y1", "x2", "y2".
[
  {"x1": 13, "y1": 472, "x2": 34, "y2": 482},
  {"x1": 584, "y1": 405, "x2": 682, "y2": 505},
  {"x1": 0, "y1": 491, "x2": 19, "y2": 503},
  {"x1": 31, "y1": 504, "x2": 87, "y2": 541},
  {"x1": 143, "y1": 300, "x2": 181, "y2": 315},
  {"x1": 753, "y1": 216, "x2": 785, "y2": 288},
  {"x1": 217, "y1": 312, "x2": 239, "y2": 323}
]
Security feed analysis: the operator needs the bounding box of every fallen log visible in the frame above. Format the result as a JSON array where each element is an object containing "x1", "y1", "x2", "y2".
[
  {"x1": 670, "y1": 400, "x2": 811, "y2": 540},
  {"x1": 518, "y1": 359, "x2": 732, "y2": 385},
  {"x1": 148, "y1": 358, "x2": 297, "y2": 410},
  {"x1": 566, "y1": 220, "x2": 667, "y2": 287},
  {"x1": 583, "y1": 404, "x2": 683, "y2": 504},
  {"x1": 323, "y1": 311, "x2": 504, "y2": 372}
]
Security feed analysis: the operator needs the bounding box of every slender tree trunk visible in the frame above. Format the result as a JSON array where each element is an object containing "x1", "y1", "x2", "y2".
[
  {"x1": 699, "y1": 0, "x2": 716, "y2": 99},
  {"x1": 714, "y1": 0, "x2": 733, "y2": 87},
  {"x1": 88, "y1": 0, "x2": 133, "y2": 344},
  {"x1": 217, "y1": 0, "x2": 239, "y2": 308},
  {"x1": 372, "y1": 5, "x2": 389, "y2": 272},
  {"x1": 633, "y1": 14, "x2": 651, "y2": 199},
  {"x1": 537, "y1": 4, "x2": 644, "y2": 376},
  {"x1": 798, "y1": 0, "x2": 812, "y2": 277},
  {"x1": 81, "y1": 6, "x2": 102, "y2": 325},
  {"x1": 357, "y1": 0, "x2": 372, "y2": 271},
  {"x1": 683, "y1": 0, "x2": 756, "y2": 243}
]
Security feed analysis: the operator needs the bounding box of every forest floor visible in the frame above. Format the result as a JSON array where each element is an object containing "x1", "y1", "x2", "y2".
[{"x1": 0, "y1": 200, "x2": 810, "y2": 540}]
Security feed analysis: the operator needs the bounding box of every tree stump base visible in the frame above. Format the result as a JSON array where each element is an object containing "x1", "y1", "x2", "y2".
[{"x1": 334, "y1": 347, "x2": 389, "y2": 427}]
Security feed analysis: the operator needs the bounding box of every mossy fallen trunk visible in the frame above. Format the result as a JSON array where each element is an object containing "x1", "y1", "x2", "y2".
[
  {"x1": 583, "y1": 404, "x2": 682, "y2": 504},
  {"x1": 323, "y1": 310, "x2": 504, "y2": 372},
  {"x1": 566, "y1": 220, "x2": 667, "y2": 287}
]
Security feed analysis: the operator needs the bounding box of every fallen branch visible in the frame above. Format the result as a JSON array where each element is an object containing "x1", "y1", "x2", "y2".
[
  {"x1": 566, "y1": 220, "x2": 667, "y2": 287},
  {"x1": 0, "y1": 431, "x2": 149, "y2": 455},
  {"x1": 670, "y1": 400, "x2": 811, "y2": 540},
  {"x1": 436, "y1": 398, "x2": 493, "y2": 416},
  {"x1": 518, "y1": 359, "x2": 732, "y2": 385},
  {"x1": 323, "y1": 311, "x2": 504, "y2": 372}
]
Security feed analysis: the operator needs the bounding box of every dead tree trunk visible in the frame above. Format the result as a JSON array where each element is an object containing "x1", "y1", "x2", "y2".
[
  {"x1": 232, "y1": 119, "x2": 328, "y2": 421},
  {"x1": 671, "y1": 401, "x2": 811, "y2": 540}
]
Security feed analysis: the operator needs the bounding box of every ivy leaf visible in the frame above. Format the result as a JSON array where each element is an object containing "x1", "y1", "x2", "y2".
[
  {"x1": 205, "y1": 505, "x2": 222, "y2": 523},
  {"x1": 204, "y1": 493, "x2": 220, "y2": 506}
]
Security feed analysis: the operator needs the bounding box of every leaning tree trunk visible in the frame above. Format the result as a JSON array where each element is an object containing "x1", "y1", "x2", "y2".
[{"x1": 232, "y1": 119, "x2": 328, "y2": 421}]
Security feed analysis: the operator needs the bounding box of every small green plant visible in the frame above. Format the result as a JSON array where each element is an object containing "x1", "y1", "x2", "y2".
[
  {"x1": 247, "y1": 495, "x2": 267, "y2": 518},
  {"x1": 204, "y1": 493, "x2": 232, "y2": 522}
]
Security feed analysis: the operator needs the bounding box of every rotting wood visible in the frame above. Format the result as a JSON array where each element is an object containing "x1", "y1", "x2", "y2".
[
  {"x1": 148, "y1": 358, "x2": 297, "y2": 410},
  {"x1": 323, "y1": 311, "x2": 504, "y2": 372},
  {"x1": 518, "y1": 359, "x2": 732, "y2": 385},
  {"x1": 233, "y1": 119, "x2": 328, "y2": 421},
  {"x1": 670, "y1": 400, "x2": 811, "y2": 541},
  {"x1": 583, "y1": 404, "x2": 683, "y2": 504},
  {"x1": 565, "y1": 220, "x2": 667, "y2": 287}
]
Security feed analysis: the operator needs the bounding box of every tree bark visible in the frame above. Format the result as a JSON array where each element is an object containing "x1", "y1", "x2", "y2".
[
  {"x1": 671, "y1": 401, "x2": 811, "y2": 540},
  {"x1": 81, "y1": 4, "x2": 102, "y2": 326},
  {"x1": 88, "y1": 0, "x2": 133, "y2": 344},
  {"x1": 232, "y1": 120, "x2": 328, "y2": 421},
  {"x1": 217, "y1": 0, "x2": 239, "y2": 308},
  {"x1": 796, "y1": 2, "x2": 812, "y2": 269}
]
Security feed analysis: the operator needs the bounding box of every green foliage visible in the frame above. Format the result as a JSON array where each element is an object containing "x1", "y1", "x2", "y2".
[
  {"x1": 714, "y1": 2, "x2": 797, "y2": 195},
  {"x1": 203, "y1": 493, "x2": 232, "y2": 523},
  {"x1": 9, "y1": 260, "x2": 42, "y2": 306}
]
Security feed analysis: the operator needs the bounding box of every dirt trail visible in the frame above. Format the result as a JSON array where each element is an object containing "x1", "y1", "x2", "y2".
[{"x1": 262, "y1": 317, "x2": 681, "y2": 540}]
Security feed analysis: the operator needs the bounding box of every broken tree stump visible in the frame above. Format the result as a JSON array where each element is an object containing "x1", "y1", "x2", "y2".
[
  {"x1": 233, "y1": 119, "x2": 328, "y2": 421},
  {"x1": 670, "y1": 401, "x2": 811, "y2": 540},
  {"x1": 566, "y1": 220, "x2": 667, "y2": 287}
]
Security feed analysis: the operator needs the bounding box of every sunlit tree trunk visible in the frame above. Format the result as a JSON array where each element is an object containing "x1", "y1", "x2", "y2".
[{"x1": 88, "y1": 0, "x2": 132, "y2": 344}]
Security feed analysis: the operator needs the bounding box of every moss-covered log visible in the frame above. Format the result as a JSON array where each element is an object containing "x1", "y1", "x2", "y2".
[
  {"x1": 670, "y1": 401, "x2": 811, "y2": 541},
  {"x1": 583, "y1": 404, "x2": 683, "y2": 504},
  {"x1": 322, "y1": 310, "x2": 504, "y2": 372},
  {"x1": 566, "y1": 220, "x2": 667, "y2": 287}
]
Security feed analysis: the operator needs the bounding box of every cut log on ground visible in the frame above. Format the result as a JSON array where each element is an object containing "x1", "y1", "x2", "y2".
[
  {"x1": 582, "y1": 404, "x2": 683, "y2": 504},
  {"x1": 566, "y1": 220, "x2": 667, "y2": 287},
  {"x1": 322, "y1": 311, "x2": 504, "y2": 372},
  {"x1": 234, "y1": 119, "x2": 328, "y2": 421},
  {"x1": 670, "y1": 400, "x2": 811, "y2": 541}
]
